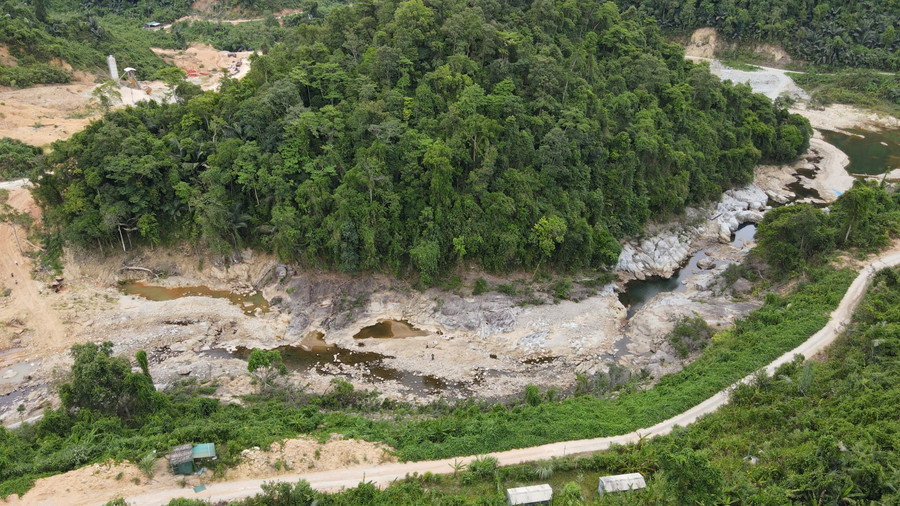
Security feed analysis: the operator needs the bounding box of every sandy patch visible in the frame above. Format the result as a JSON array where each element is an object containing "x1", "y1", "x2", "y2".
[
  {"x1": 755, "y1": 135, "x2": 853, "y2": 205},
  {"x1": 151, "y1": 43, "x2": 257, "y2": 90},
  {"x1": 226, "y1": 434, "x2": 396, "y2": 480},
  {"x1": 756, "y1": 43, "x2": 791, "y2": 64},
  {"x1": 0, "y1": 83, "x2": 98, "y2": 146},
  {"x1": 5, "y1": 435, "x2": 395, "y2": 505},
  {"x1": 808, "y1": 135, "x2": 854, "y2": 199},
  {"x1": 0, "y1": 186, "x2": 70, "y2": 356},
  {"x1": 684, "y1": 27, "x2": 792, "y2": 66},
  {"x1": 790, "y1": 102, "x2": 900, "y2": 133},
  {"x1": 5, "y1": 458, "x2": 180, "y2": 506}
]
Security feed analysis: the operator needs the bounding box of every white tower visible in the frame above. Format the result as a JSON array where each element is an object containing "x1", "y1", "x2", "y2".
[{"x1": 107, "y1": 55, "x2": 119, "y2": 82}]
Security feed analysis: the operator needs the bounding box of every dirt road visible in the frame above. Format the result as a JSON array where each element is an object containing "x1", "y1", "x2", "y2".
[
  {"x1": 121, "y1": 248, "x2": 900, "y2": 505},
  {"x1": 0, "y1": 182, "x2": 68, "y2": 356}
]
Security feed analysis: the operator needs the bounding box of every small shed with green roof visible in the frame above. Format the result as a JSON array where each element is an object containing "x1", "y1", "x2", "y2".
[{"x1": 169, "y1": 443, "x2": 217, "y2": 475}]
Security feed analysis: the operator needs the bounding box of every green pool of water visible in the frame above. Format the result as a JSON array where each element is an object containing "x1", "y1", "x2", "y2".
[{"x1": 821, "y1": 128, "x2": 900, "y2": 175}]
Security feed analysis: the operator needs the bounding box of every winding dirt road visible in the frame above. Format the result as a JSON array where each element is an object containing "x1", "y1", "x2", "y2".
[{"x1": 123, "y1": 249, "x2": 900, "y2": 506}]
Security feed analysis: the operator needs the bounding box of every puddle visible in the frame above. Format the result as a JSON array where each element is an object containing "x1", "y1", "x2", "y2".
[
  {"x1": 822, "y1": 129, "x2": 900, "y2": 175},
  {"x1": 521, "y1": 355, "x2": 559, "y2": 365},
  {"x1": 353, "y1": 319, "x2": 428, "y2": 339},
  {"x1": 731, "y1": 223, "x2": 757, "y2": 247},
  {"x1": 0, "y1": 358, "x2": 37, "y2": 386},
  {"x1": 212, "y1": 332, "x2": 475, "y2": 397},
  {"x1": 120, "y1": 282, "x2": 269, "y2": 316}
]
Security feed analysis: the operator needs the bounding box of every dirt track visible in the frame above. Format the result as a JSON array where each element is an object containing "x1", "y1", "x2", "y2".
[
  {"x1": 120, "y1": 247, "x2": 900, "y2": 505},
  {"x1": 0, "y1": 182, "x2": 68, "y2": 357}
]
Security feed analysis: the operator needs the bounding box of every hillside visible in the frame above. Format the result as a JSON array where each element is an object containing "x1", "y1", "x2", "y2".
[
  {"x1": 619, "y1": 0, "x2": 900, "y2": 71},
  {"x1": 0, "y1": 0, "x2": 319, "y2": 85},
  {"x1": 33, "y1": 0, "x2": 810, "y2": 281}
]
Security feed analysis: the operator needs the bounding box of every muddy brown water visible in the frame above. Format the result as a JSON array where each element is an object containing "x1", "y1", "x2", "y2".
[
  {"x1": 119, "y1": 281, "x2": 269, "y2": 316},
  {"x1": 352, "y1": 319, "x2": 428, "y2": 339},
  {"x1": 207, "y1": 332, "x2": 478, "y2": 397}
]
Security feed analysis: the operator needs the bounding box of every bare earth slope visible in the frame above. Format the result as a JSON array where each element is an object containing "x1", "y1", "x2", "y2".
[{"x1": 0, "y1": 182, "x2": 68, "y2": 354}]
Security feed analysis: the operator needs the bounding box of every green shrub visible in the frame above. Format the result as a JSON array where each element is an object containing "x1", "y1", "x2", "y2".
[
  {"x1": 551, "y1": 277, "x2": 573, "y2": 300},
  {"x1": 0, "y1": 63, "x2": 70, "y2": 87},
  {"x1": 472, "y1": 278, "x2": 489, "y2": 296},
  {"x1": 497, "y1": 283, "x2": 517, "y2": 296},
  {"x1": 0, "y1": 138, "x2": 43, "y2": 180},
  {"x1": 667, "y1": 315, "x2": 715, "y2": 358},
  {"x1": 137, "y1": 452, "x2": 156, "y2": 477},
  {"x1": 467, "y1": 455, "x2": 498, "y2": 479},
  {"x1": 524, "y1": 385, "x2": 541, "y2": 407}
]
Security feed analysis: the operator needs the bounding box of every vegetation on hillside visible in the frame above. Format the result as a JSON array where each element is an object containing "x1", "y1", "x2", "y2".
[
  {"x1": 0, "y1": 0, "x2": 181, "y2": 81},
  {"x1": 33, "y1": 0, "x2": 810, "y2": 281},
  {"x1": 0, "y1": 0, "x2": 324, "y2": 83},
  {"x1": 790, "y1": 68, "x2": 900, "y2": 115},
  {"x1": 0, "y1": 138, "x2": 44, "y2": 180},
  {"x1": 755, "y1": 180, "x2": 900, "y2": 273},
  {"x1": 619, "y1": 0, "x2": 900, "y2": 71}
]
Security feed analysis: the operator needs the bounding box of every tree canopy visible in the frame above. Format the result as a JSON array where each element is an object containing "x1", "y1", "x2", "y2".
[
  {"x1": 0, "y1": 138, "x2": 43, "y2": 180},
  {"x1": 58, "y1": 342, "x2": 161, "y2": 421},
  {"x1": 619, "y1": 0, "x2": 900, "y2": 70},
  {"x1": 755, "y1": 180, "x2": 900, "y2": 273},
  {"x1": 34, "y1": 0, "x2": 810, "y2": 279}
]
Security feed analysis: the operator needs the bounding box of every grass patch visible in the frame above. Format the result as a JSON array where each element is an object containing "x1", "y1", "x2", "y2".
[{"x1": 789, "y1": 68, "x2": 900, "y2": 117}]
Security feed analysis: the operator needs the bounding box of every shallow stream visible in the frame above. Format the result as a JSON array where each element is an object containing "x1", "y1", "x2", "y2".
[{"x1": 617, "y1": 224, "x2": 754, "y2": 319}]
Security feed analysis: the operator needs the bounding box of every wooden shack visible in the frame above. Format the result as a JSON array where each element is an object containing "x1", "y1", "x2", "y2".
[
  {"x1": 506, "y1": 484, "x2": 552, "y2": 506},
  {"x1": 169, "y1": 443, "x2": 217, "y2": 475},
  {"x1": 169, "y1": 444, "x2": 194, "y2": 475},
  {"x1": 597, "y1": 472, "x2": 646, "y2": 495}
]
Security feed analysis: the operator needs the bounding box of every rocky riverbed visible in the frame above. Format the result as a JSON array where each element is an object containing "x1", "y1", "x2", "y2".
[{"x1": 1, "y1": 178, "x2": 779, "y2": 425}]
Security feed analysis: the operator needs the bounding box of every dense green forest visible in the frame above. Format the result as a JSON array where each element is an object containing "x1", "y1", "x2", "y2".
[
  {"x1": 33, "y1": 0, "x2": 810, "y2": 279},
  {"x1": 618, "y1": 0, "x2": 900, "y2": 71},
  {"x1": 755, "y1": 180, "x2": 900, "y2": 272}
]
